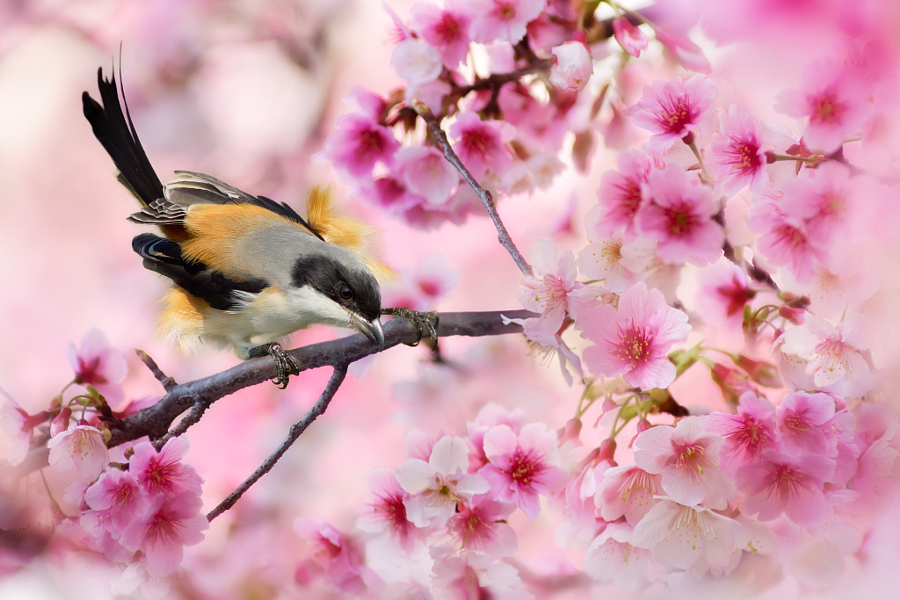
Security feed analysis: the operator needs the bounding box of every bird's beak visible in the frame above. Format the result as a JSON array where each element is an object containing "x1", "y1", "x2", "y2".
[{"x1": 353, "y1": 315, "x2": 384, "y2": 348}]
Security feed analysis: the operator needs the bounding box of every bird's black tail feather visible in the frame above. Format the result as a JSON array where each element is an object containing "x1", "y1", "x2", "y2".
[{"x1": 82, "y1": 67, "x2": 163, "y2": 207}]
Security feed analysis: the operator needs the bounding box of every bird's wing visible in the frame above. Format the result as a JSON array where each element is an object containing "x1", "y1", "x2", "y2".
[
  {"x1": 305, "y1": 186, "x2": 394, "y2": 281},
  {"x1": 132, "y1": 233, "x2": 267, "y2": 311},
  {"x1": 130, "y1": 171, "x2": 323, "y2": 239}
]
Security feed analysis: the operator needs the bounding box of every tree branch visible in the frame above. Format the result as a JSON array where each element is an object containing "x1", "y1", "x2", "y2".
[
  {"x1": 206, "y1": 363, "x2": 349, "y2": 521},
  {"x1": 105, "y1": 310, "x2": 535, "y2": 448},
  {"x1": 414, "y1": 106, "x2": 534, "y2": 277}
]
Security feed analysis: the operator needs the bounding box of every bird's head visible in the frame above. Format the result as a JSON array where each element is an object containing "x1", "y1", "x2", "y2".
[{"x1": 290, "y1": 245, "x2": 384, "y2": 346}]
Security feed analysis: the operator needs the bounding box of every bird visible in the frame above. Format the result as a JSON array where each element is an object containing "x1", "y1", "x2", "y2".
[{"x1": 82, "y1": 66, "x2": 434, "y2": 387}]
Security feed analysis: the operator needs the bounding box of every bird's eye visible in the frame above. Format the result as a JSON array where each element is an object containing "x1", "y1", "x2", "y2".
[{"x1": 338, "y1": 285, "x2": 354, "y2": 301}]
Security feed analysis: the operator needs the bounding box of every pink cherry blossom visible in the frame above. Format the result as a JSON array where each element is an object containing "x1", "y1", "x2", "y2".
[
  {"x1": 502, "y1": 314, "x2": 584, "y2": 386},
  {"x1": 612, "y1": 18, "x2": 649, "y2": 58},
  {"x1": 594, "y1": 464, "x2": 662, "y2": 526},
  {"x1": 119, "y1": 491, "x2": 208, "y2": 575},
  {"x1": 847, "y1": 411, "x2": 899, "y2": 513},
  {"x1": 431, "y1": 550, "x2": 527, "y2": 600},
  {"x1": 362, "y1": 174, "x2": 470, "y2": 229},
  {"x1": 322, "y1": 113, "x2": 400, "y2": 178},
  {"x1": 703, "y1": 392, "x2": 779, "y2": 474},
  {"x1": 47, "y1": 423, "x2": 109, "y2": 479},
  {"x1": 585, "y1": 522, "x2": 650, "y2": 588},
  {"x1": 466, "y1": 404, "x2": 526, "y2": 470},
  {"x1": 448, "y1": 111, "x2": 514, "y2": 180},
  {"x1": 775, "y1": 390, "x2": 837, "y2": 456},
  {"x1": 695, "y1": 260, "x2": 756, "y2": 327},
  {"x1": 775, "y1": 58, "x2": 869, "y2": 154},
  {"x1": 343, "y1": 85, "x2": 389, "y2": 121},
  {"x1": 577, "y1": 232, "x2": 640, "y2": 294},
  {"x1": 636, "y1": 166, "x2": 725, "y2": 266},
  {"x1": 391, "y1": 38, "x2": 443, "y2": 84},
  {"x1": 479, "y1": 423, "x2": 567, "y2": 519},
  {"x1": 654, "y1": 27, "x2": 712, "y2": 74},
  {"x1": 779, "y1": 314, "x2": 873, "y2": 396},
  {"x1": 67, "y1": 329, "x2": 127, "y2": 404},
  {"x1": 592, "y1": 147, "x2": 664, "y2": 238},
  {"x1": 780, "y1": 162, "x2": 852, "y2": 247},
  {"x1": 357, "y1": 468, "x2": 422, "y2": 550},
  {"x1": 129, "y1": 436, "x2": 203, "y2": 498},
  {"x1": 84, "y1": 468, "x2": 151, "y2": 536},
  {"x1": 581, "y1": 281, "x2": 690, "y2": 390},
  {"x1": 468, "y1": 0, "x2": 545, "y2": 45},
  {"x1": 549, "y1": 41, "x2": 592, "y2": 91},
  {"x1": 448, "y1": 497, "x2": 517, "y2": 556},
  {"x1": 633, "y1": 417, "x2": 735, "y2": 509},
  {"x1": 625, "y1": 74, "x2": 717, "y2": 148},
  {"x1": 0, "y1": 386, "x2": 36, "y2": 466},
  {"x1": 405, "y1": 77, "x2": 452, "y2": 114},
  {"x1": 410, "y1": 0, "x2": 472, "y2": 69},
  {"x1": 631, "y1": 497, "x2": 739, "y2": 571},
  {"x1": 707, "y1": 105, "x2": 771, "y2": 196},
  {"x1": 294, "y1": 520, "x2": 381, "y2": 594},
  {"x1": 747, "y1": 189, "x2": 825, "y2": 283},
  {"x1": 736, "y1": 449, "x2": 835, "y2": 526},
  {"x1": 383, "y1": 254, "x2": 458, "y2": 312},
  {"x1": 516, "y1": 240, "x2": 599, "y2": 339},
  {"x1": 396, "y1": 145, "x2": 459, "y2": 206},
  {"x1": 395, "y1": 435, "x2": 490, "y2": 528}
]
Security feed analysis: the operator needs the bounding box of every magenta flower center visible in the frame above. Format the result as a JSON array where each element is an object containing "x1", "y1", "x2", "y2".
[
  {"x1": 811, "y1": 92, "x2": 842, "y2": 124},
  {"x1": 493, "y1": 1, "x2": 516, "y2": 21},
  {"x1": 729, "y1": 138, "x2": 762, "y2": 174},
  {"x1": 535, "y1": 274, "x2": 568, "y2": 309},
  {"x1": 458, "y1": 506, "x2": 493, "y2": 547},
  {"x1": 771, "y1": 463, "x2": 808, "y2": 497},
  {"x1": 376, "y1": 491, "x2": 407, "y2": 529},
  {"x1": 146, "y1": 457, "x2": 178, "y2": 494},
  {"x1": 76, "y1": 356, "x2": 107, "y2": 385},
  {"x1": 730, "y1": 417, "x2": 771, "y2": 458},
  {"x1": 508, "y1": 449, "x2": 541, "y2": 488},
  {"x1": 658, "y1": 95, "x2": 692, "y2": 135},
  {"x1": 781, "y1": 413, "x2": 810, "y2": 443},
  {"x1": 674, "y1": 443, "x2": 712, "y2": 481},
  {"x1": 776, "y1": 224, "x2": 810, "y2": 250},
  {"x1": 461, "y1": 129, "x2": 492, "y2": 160},
  {"x1": 358, "y1": 127, "x2": 389, "y2": 159},
  {"x1": 613, "y1": 180, "x2": 643, "y2": 218},
  {"x1": 663, "y1": 201, "x2": 698, "y2": 236},
  {"x1": 612, "y1": 318, "x2": 653, "y2": 368},
  {"x1": 435, "y1": 14, "x2": 463, "y2": 44},
  {"x1": 147, "y1": 509, "x2": 179, "y2": 546},
  {"x1": 716, "y1": 275, "x2": 755, "y2": 316}
]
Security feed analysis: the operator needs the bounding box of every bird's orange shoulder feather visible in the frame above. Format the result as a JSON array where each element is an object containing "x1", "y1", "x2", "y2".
[{"x1": 306, "y1": 186, "x2": 394, "y2": 281}]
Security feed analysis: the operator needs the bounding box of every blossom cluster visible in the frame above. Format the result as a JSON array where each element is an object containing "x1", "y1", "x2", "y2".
[
  {"x1": 1, "y1": 330, "x2": 207, "y2": 588},
  {"x1": 289, "y1": 388, "x2": 896, "y2": 596},
  {"x1": 320, "y1": 0, "x2": 707, "y2": 228},
  {"x1": 3, "y1": 0, "x2": 900, "y2": 597}
]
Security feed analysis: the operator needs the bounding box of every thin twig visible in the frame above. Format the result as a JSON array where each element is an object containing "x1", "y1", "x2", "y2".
[
  {"x1": 415, "y1": 105, "x2": 534, "y2": 277},
  {"x1": 206, "y1": 364, "x2": 349, "y2": 521},
  {"x1": 136, "y1": 350, "x2": 177, "y2": 391},
  {"x1": 152, "y1": 395, "x2": 203, "y2": 450}
]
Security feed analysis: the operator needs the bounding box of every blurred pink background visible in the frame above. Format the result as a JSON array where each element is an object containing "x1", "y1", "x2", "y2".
[{"x1": 4, "y1": 1, "x2": 900, "y2": 598}]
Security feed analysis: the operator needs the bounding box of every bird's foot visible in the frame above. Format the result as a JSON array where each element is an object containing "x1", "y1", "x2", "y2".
[
  {"x1": 381, "y1": 308, "x2": 440, "y2": 347},
  {"x1": 248, "y1": 342, "x2": 300, "y2": 389}
]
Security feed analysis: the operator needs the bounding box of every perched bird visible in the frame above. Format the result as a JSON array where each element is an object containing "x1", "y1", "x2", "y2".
[{"x1": 82, "y1": 67, "x2": 428, "y2": 387}]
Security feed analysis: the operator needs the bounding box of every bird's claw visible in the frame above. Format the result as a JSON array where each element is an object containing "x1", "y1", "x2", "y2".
[
  {"x1": 249, "y1": 342, "x2": 300, "y2": 389},
  {"x1": 381, "y1": 308, "x2": 440, "y2": 347}
]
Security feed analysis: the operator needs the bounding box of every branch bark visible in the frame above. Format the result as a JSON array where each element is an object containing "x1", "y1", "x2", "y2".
[
  {"x1": 106, "y1": 310, "x2": 536, "y2": 448},
  {"x1": 415, "y1": 106, "x2": 534, "y2": 277},
  {"x1": 206, "y1": 363, "x2": 349, "y2": 521}
]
